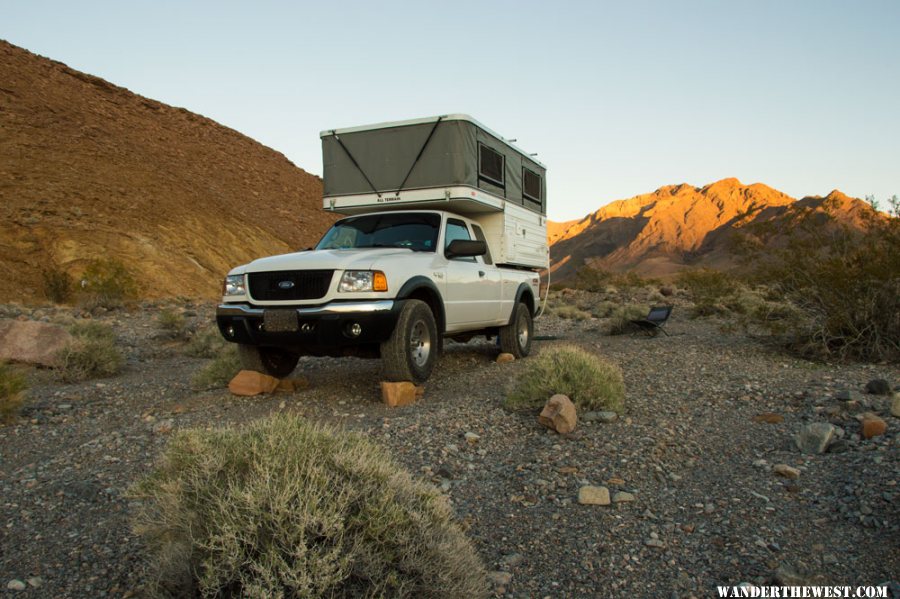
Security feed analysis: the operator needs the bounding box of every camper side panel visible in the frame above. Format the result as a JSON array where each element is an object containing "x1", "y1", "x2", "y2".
[{"x1": 474, "y1": 202, "x2": 548, "y2": 269}]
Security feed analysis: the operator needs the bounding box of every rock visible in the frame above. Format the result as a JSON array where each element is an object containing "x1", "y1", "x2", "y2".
[
  {"x1": 0, "y1": 319, "x2": 72, "y2": 367},
  {"x1": 891, "y1": 393, "x2": 900, "y2": 418},
  {"x1": 578, "y1": 485, "x2": 610, "y2": 506},
  {"x1": 538, "y1": 394, "x2": 577, "y2": 433},
  {"x1": 774, "y1": 564, "x2": 807, "y2": 586},
  {"x1": 6, "y1": 580, "x2": 26, "y2": 591},
  {"x1": 795, "y1": 422, "x2": 835, "y2": 454},
  {"x1": 773, "y1": 464, "x2": 800, "y2": 479},
  {"x1": 276, "y1": 376, "x2": 309, "y2": 392},
  {"x1": 865, "y1": 379, "x2": 892, "y2": 395},
  {"x1": 500, "y1": 553, "x2": 524, "y2": 568},
  {"x1": 487, "y1": 571, "x2": 513, "y2": 586},
  {"x1": 464, "y1": 432, "x2": 480, "y2": 444},
  {"x1": 612, "y1": 491, "x2": 636, "y2": 503},
  {"x1": 753, "y1": 412, "x2": 784, "y2": 424},
  {"x1": 228, "y1": 370, "x2": 280, "y2": 396},
  {"x1": 26, "y1": 577, "x2": 42, "y2": 589},
  {"x1": 380, "y1": 381, "x2": 419, "y2": 407},
  {"x1": 583, "y1": 410, "x2": 618, "y2": 423},
  {"x1": 496, "y1": 352, "x2": 515, "y2": 364},
  {"x1": 861, "y1": 415, "x2": 887, "y2": 439},
  {"x1": 836, "y1": 389, "x2": 863, "y2": 402},
  {"x1": 644, "y1": 538, "x2": 665, "y2": 549}
]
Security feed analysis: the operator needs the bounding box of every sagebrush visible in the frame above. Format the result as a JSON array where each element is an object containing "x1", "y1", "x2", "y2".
[
  {"x1": 606, "y1": 304, "x2": 648, "y2": 335},
  {"x1": 58, "y1": 322, "x2": 124, "y2": 381},
  {"x1": 0, "y1": 362, "x2": 28, "y2": 424},
  {"x1": 129, "y1": 415, "x2": 487, "y2": 598},
  {"x1": 506, "y1": 344, "x2": 625, "y2": 413},
  {"x1": 78, "y1": 259, "x2": 137, "y2": 310}
]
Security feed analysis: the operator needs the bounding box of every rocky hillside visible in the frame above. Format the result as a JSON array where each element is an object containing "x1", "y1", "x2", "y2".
[
  {"x1": 549, "y1": 178, "x2": 877, "y2": 280},
  {"x1": 0, "y1": 40, "x2": 336, "y2": 302}
]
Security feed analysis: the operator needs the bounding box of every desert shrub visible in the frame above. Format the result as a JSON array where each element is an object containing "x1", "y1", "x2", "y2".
[
  {"x1": 0, "y1": 363, "x2": 28, "y2": 424},
  {"x1": 606, "y1": 304, "x2": 648, "y2": 335},
  {"x1": 129, "y1": 415, "x2": 487, "y2": 598},
  {"x1": 571, "y1": 267, "x2": 655, "y2": 292},
  {"x1": 746, "y1": 215, "x2": 900, "y2": 361},
  {"x1": 58, "y1": 322, "x2": 124, "y2": 382},
  {"x1": 506, "y1": 344, "x2": 625, "y2": 413},
  {"x1": 185, "y1": 324, "x2": 227, "y2": 358},
  {"x1": 41, "y1": 266, "x2": 74, "y2": 304},
  {"x1": 591, "y1": 300, "x2": 618, "y2": 319},
  {"x1": 552, "y1": 305, "x2": 592, "y2": 320},
  {"x1": 675, "y1": 268, "x2": 738, "y2": 317},
  {"x1": 191, "y1": 345, "x2": 240, "y2": 390},
  {"x1": 156, "y1": 309, "x2": 187, "y2": 339},
  {"x1": 78, "y1": 258, "x2": 137, "y2": 310}
]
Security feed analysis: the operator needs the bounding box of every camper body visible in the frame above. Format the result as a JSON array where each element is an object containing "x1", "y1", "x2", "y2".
[{"x1": 216, "y1": 115, "x2": 548, "y2": 383}]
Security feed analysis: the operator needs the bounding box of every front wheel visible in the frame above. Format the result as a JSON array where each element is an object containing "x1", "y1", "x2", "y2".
[
  {"x1": 381, "y1": 299, "x2": 438, "y2": 383},
  {"x1": 498, "y1": 302, "x2": 533, "y2": 358},
  {"x1": 238, "y1": 344, "x2": 299, "y2": 378}
]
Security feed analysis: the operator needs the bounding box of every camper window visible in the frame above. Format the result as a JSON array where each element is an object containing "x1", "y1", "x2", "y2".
[{"x1": 478, "y1": 144, "x2": 505, "y2": 188}]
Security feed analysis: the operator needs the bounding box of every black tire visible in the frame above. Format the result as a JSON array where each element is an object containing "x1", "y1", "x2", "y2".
[
  {"x1": 498, "y1": 302, "x2": 533, "y2": 358},
  {"x1": 381, "y1": 299, "x2": 438, "y2": 383},
  {"x1": 238, "y1": 344, "x2": 299, "y2": 378}
]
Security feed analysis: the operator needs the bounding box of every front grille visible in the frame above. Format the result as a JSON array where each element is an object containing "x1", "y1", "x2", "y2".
[{"x1": 247, "y1": 270, "x2": 334, "y2": 301}]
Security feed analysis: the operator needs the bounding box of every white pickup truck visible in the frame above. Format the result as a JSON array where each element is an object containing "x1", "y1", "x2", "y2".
[{"x1": 216, "y1": 115, "x2": 548, "y2": 383}]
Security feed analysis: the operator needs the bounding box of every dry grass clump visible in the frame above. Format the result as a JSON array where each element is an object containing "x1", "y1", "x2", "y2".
[
  {"x1": 506, "y1": 344, "x2": 625, "y2": 413},
  {"x1": 78, "y1": 258, "x2": 137, "y2": 310},
  {"x1": 191, "y1": 345, "x2": 240, "y2": 390},
  {"x1": 606, "y1": 304, "x2": 648, "y2": 335},
  {"x1": 156, "y1": 308, "x2": 187, "y2": 339},
  {"x1": 129, "y1": 415, "x2": 487, "y2": 598},
  {"x1": 184, "y1": 324, "x2": 227, "y2": 358},
  {"x1": 58, "y1": 322, "x2": 124, "y2": 382},
  {"x1": 552, "y1": 304, "x2": 593, "y2": 320},
  {"x1": 0, "y1": 362, "x2": 28, "y2": 424}
]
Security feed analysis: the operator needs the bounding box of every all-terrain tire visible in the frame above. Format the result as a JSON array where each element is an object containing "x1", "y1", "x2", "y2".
[
  {"x1": 237, "y1": 344, "x2": 299, "y2": 378},
  {"x1": 381, "y1": 299, "x2": 439, "y2": 383},
  {"x1": 498, "y1": 302, "x2": 533, "y2": 358}
]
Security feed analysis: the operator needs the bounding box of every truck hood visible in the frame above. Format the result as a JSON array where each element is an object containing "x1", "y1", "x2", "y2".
[{"x1": 232, "y1": 248, "x2": 419, "y2": 274}]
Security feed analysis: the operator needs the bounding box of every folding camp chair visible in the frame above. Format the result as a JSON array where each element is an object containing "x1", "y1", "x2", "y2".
[{"x1": 630, "y1": 305, "x2": 673, "y2": 337}]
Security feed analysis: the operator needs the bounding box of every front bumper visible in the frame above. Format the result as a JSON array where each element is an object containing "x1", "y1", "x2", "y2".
[{"x1": 216, "y1": 300, "x2": 399, "y2": 352}]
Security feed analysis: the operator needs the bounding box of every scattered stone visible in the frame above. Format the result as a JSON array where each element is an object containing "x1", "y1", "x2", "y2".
[
  {"x1": 228, "y1": 370, "x2": 280, "y2": 396},
  {"x1": 612, "y1": 491, "x2": 636, "y2": 503},
  {"x1": 6, "y1": 580, "x2": 26, "y2": 591},
  {"x1": 583, "y1": 410, "x2": 618, "y2": 423},
  {"x1": 276, "y1": 376, "x2": 310, "y2": 393},
  {"x1": 753, "y1": 412, "x2": 784, "y2": 424},
  {"x1": 774, "y1": 564, "x2": 807, "y2": 586},
  {"x1": 26, "y1": 577, "x2": 42, "y2": 589},
  {"x1": 380, "y1": 381, "x2": 419, "y2": 407},
  {"x1": 500, "y1": 553, "x2": 525, "y2": 568},
  {"x1": 773, "y1": 464, "x2": 801, "y2": 479},
  {"x1": 891, "y1": 393, "x2": 900, "y2": 418},
  {"x1": 0, "y1": 319, "x2": 72, "y2": 367},
  {"x1": 865, "y1": 379, "x2": 891, "y2": 395},
  {"x1": 578, "y1": 485, "x2": 610, "y2": 506},
  {"x1": 538, "y1": 394, "x2": 577, "y2": 434},
  {"x1": 795, "y1": 422, "x2": 835, "y2": 454},
  {"x1": 752, "y1": 459, "x2": 769, "y2": 469},
  {"x1": 464, "y1": 432, "x2": 480, "y2": 444},
  {"x1": 487, "y1": 571, "x2": 513, "y2": 586},
  {"x1": 836, "y1": 389, "x2": 864, "y2": 402},
  {"x1": 644, "y1": 538, "x2": 665, "y2": 549},
  {"x1": 607, "y1": 476, "x2": 625, "y2": 485},
  {"x1": 861, "y1": 415, "x2": 887, "y2": 439},
  {"x1": 496, "y1": 352, "x2": 515, "y2": 364}
]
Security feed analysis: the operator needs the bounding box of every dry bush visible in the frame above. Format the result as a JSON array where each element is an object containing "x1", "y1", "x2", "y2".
[
  {"x1": 506, "y1": 344, "x2": 625, "y2": 413},
  {"x1": 0, "y1": 362, "x2": 28, "y2": 424},
  {"x1": 552, "y1": 304, "x2": 592, "y2": 320},
  {"x1": 78, "y1": 259, "x2": 137, "y2": 310},
  {"x1": 676, "y1": 268, "x2": 738, "y2": 316},
  {"x1": 58, "y1": 322, "x2": 124, "y2": 382},
  {"x1": 571, "y1": 267, "x2": 656, "y2": 293},
  {"x1": 156, "y1": 309, "x2": 187, "y2": 339},
  {"x1": 184, "y1": 324, "x2": 227, "y2": 358},
  {"x1": 590, "y1": 300, "x2": 618, "y2": 319},
  {"x1": 191, "y1": 345, "x2": 240, "y2": 390},
  {"x1": 129, "y1": 415, "x2": 487, "y2": 598},
  {"x1": 41, "y1": 266, "x2": 74, "y2": 304},
  {"x1": 606, "y1": 304, "x2": 648, "y2": 335}
]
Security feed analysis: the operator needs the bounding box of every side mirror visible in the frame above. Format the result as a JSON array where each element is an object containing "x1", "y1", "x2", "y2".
[{"x1": 445, "y1": 239, "x2": 487, "y2": 259}]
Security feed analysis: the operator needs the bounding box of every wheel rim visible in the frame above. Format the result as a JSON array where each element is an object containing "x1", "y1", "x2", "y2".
[
  {"x1": 517, "y1": 311, "x2": 529, "y2": 348},
  {"x1": 409, "y1": 320, "x2": 431, "y2": 367}
]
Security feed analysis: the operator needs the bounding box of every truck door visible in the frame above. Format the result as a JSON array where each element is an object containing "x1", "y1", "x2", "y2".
[{"x1": 442, "y1": 219, "x2": 499, "y2": 328}]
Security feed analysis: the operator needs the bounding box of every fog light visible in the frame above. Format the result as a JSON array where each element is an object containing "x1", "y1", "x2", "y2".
[
  {"x1": 257, "y1": 322, "x2": 265, "y2": 331},
  {"x1": 349, "y1": 322, "x2": 362, "y2": 337},
  {"x1": 226, "y1": 325, "x2": 235, "y2": 337}
]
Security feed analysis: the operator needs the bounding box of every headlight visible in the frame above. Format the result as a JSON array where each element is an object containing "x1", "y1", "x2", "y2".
[
  {"x1": 339, "y1": 270, "x2": 388, "y2": 292},
  {"x1": 223, "y1": 274, "x2": 246, "y2": 296}
]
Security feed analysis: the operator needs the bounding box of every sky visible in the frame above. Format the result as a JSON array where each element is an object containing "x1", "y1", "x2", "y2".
[{"x1": 3, "y1": 0, "x2": 899, "y2": 221}]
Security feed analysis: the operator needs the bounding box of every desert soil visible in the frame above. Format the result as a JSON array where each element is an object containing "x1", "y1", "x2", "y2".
[{"x1": 1, "y1": 299, "x2": 898, "y2": 598}]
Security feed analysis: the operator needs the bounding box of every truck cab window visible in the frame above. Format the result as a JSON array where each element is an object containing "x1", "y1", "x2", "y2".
[{"x1": 444, "y1": 219, "x2": 476, "y2": 262}]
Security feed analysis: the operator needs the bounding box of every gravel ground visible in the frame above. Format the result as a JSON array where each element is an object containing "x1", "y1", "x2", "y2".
[{"x1": 1, "y1": 300, "x2": 898, "y2": 598}]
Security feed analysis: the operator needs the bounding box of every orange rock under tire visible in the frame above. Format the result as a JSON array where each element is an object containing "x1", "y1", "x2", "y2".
[{"x1": 380, "y1": 299, "x2": 438, "y2": 384}]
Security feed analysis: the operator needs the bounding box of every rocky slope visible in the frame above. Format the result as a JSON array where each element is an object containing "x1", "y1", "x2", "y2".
[
  {"x1": 0, "y1": 40, "x2": 335, "y2": 302},
  {"x1": 549, "y1": 178, "x2": 877, "y2": 280}
]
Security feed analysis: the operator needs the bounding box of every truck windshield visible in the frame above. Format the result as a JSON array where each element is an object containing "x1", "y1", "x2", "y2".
[{"x1": 316, "y1": 213, "x2": 441, "y2": 252}]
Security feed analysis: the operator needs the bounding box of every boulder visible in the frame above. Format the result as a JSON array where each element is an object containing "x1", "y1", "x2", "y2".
[
  {"x1": 228, "y1": 370, "x2": 280, "y2": 396},
  {"x1": 538, "y1": 394, "x2": 577, "y2": 434},
  {"x1": 861, "y1": 415, "x2": 887, "y2": 439},
  {"x1": 795, "y1": 422, "x2": 835, "y2": 454},
  {"x1": 496, "y1": 353, "x2": 515, "y2": 364},
  {"x1": 577, "y1": 485, "x2": 610, "y2": 506},
  {"x1": 381, "y1": 381, "x2": 420, "y2": 407},
  {"x1": 865, "y1": 379, "x2": 892, "y2": 396},
  {"x1": 0, "y1": 319, "x2": 72, "y2": 367}
]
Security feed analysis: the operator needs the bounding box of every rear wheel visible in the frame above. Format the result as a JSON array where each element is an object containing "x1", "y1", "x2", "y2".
[
  {"x1": 381, "y1": 299, "x2": 438, "y2": 383},
  {"x1": 498, "y1": 302, "x2": 533, "y2": 358},
  {"x1": 238, "y1": 344, "x2": 299, "y2": 378}
]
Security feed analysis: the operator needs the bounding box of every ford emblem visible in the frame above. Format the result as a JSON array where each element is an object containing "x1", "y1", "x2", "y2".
[{"x1": 277, "y1": 280, "x2": 295, "y2": 290}]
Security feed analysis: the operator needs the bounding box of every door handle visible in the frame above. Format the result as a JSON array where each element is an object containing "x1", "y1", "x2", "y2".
[{"x1": 478, "y1": 271, "x2": 485, "y2": 277}]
